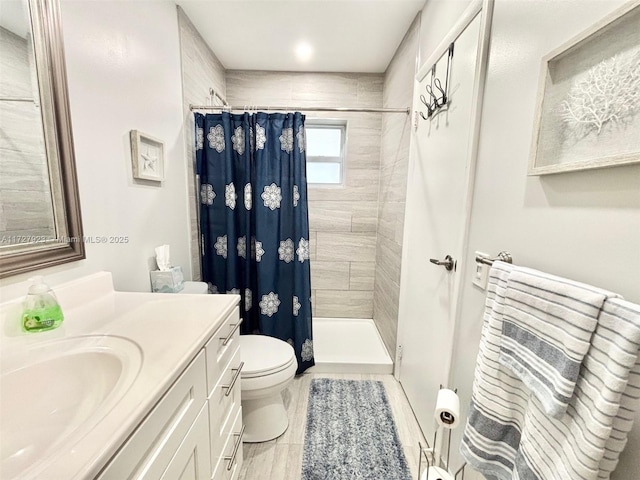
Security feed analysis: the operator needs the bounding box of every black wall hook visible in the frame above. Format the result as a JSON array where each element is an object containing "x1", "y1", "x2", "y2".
[
  {"x1": 419, "y1": 94, "x2": 434, "y2": 120},
  {"x1": 418, "y1": 42, "x2": 455, "y2": 122}
]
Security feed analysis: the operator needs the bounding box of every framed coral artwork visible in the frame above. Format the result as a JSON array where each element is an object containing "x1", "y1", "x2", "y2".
[
  {"x1": 528, "y1": 1, "x2": 640, "y2": 175},
  {"x1": 130, "y1": 130, "x2": 165, "y2": 182}
]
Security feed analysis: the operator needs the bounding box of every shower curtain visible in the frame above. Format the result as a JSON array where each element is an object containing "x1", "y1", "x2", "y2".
[{"x1": 195, "y1": 111, "x2": 314, "y2": 374}]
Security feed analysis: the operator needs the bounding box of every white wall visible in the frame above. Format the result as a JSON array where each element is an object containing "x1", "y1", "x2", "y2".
[
  {"x1": 0, "y1": 0, "x2": 192, "y2": 298},
  {"x1": 437, "y1": 0, "x2": 640, "y2": 477}
]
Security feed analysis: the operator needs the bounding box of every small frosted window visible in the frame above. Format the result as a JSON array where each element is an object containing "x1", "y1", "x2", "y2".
[
  {"x1": 307, "y1": 128, "x2": 342, "y2": 157},
  {"x1": 305, "y1": 122, "x2": 346, "y2": 185},
  {"x1": 307, "y1": 162, "x2": 342, "y2": 184}
]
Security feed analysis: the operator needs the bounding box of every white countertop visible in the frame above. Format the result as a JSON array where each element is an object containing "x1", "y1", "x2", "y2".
[{"x1": 0, "y1": 272, "x2": 240, "y2": 480}]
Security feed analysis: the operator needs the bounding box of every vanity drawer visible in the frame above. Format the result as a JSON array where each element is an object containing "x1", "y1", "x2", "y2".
[
  {"x1": 211, "y1": 407, "x2": 243, "y2": 480},
  {"x1": 159, "y1": 403, "x2": 211, "y2": 480},
  {"x1": 98, "y1": 351, "x2": 207, "y2": 480},
  {"x1": 205, "y1": 307, "x2": 241, "y2": 395},
  {"x1": 209, "y1": 347, "x2": 243, "y2": 467}
]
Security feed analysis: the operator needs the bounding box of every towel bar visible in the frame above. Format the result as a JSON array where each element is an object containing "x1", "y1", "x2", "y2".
[{"x1": 475, "y1": 251, "x2": 512, "y2": 266}]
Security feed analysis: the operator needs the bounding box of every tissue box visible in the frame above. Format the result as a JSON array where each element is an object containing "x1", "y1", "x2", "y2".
[{"x1": 150, "y1": 266, "x2": 184, "y2": 293}]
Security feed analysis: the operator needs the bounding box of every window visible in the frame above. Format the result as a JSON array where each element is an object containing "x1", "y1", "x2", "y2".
[{"x1": 305, "y1": 121, "x2": 346, "y2": 185}]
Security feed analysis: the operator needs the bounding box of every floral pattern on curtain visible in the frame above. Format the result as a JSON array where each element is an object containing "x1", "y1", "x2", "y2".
[{"x1": 195, "y1": 112, "x2": 314, "y2": 374}]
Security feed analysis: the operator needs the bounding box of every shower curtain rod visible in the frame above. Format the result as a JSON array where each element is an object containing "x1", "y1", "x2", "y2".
[{"x1": 189, "y1": 104, "x2": 410, "y2": 114}]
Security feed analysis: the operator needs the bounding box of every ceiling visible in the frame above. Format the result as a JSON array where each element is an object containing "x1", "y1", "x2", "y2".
[{"x1": 176, "y1": 0, "x2": 425, "y2": 73}]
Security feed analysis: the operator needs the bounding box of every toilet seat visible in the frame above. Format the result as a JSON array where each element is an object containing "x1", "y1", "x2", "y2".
[{"x1": 240, "y1": 335, "x2": 296, "y2": 378}]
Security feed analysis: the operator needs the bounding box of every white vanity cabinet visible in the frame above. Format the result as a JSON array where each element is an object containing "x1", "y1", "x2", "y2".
[
  {"x1": 97, "y1": 306, "x2": 244, "y2": 480},
  {"x1": 206, "y1": 308, "x2": 244, "y2": 480}
]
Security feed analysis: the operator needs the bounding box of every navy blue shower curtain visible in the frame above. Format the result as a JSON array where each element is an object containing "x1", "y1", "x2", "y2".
[{"x1": 195, "y1": 112, "x2": 314, "y2": 374}]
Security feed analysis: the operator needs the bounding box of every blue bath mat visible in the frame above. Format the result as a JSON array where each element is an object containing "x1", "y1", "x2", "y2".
[{"x1": 302, "y1": 378, "x2": 412, "y2": 480}]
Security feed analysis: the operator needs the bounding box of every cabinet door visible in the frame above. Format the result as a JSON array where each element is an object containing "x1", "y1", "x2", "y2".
[
  {"x1": 98, "y1": 352, "x2": 207, "y2": 480},
  {"x1": 160, "y1": 404, "x2": 211, "y2": 480}
]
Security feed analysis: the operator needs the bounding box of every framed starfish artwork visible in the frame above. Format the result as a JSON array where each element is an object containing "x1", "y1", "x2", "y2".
[{"x1": 130, "y1": 130, "x2": 165, "y2": 181}]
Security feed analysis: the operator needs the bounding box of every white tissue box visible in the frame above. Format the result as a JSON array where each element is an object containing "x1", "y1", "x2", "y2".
[{"x1": 150, "y1": 266, "x2": 184, "y2": 293}]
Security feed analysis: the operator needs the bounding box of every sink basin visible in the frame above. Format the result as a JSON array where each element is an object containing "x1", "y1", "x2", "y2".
[{"x1": 0, "y1": 335, "x2": 142, "y2": 479}]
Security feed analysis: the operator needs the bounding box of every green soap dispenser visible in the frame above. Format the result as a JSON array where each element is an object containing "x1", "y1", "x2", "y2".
[{"x1": 22, "y1": 276, "x2": 64, "y2": 332}]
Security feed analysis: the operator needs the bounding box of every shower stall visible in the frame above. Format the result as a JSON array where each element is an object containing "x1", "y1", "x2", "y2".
[
  {"x1": 308, "y1": 317, "x2": 393, "y2": 374},
  {"x1": 181, "y1": 36, "x2": 415, "y2": 374}
]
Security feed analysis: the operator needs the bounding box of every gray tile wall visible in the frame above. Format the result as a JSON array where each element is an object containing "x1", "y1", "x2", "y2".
[
  {"x1": 0, "y1": 27, "x2": 55, "y2": 240},
  {"x1": 373, "y1": 14, "x2": 421, "y2": 358},
  {"x1": 177, "y1": 7, "x2": 226, "y2": 280},
  {"x1": 226, "y1": 71, "x2": 384, "y2": 318}
]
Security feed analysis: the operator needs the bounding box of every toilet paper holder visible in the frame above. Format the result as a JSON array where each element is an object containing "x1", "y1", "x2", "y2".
[
  {"x1": 418, "y1": 385, "x2": 461, "y2": 480},
  {"x1": 418, "y1": 442, "x2": 467, "y2": 480}
]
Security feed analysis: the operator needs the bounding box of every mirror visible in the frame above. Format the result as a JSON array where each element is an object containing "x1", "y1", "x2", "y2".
[{"x1": 0, "y1": 0, "x2": 84, "y2": 278}]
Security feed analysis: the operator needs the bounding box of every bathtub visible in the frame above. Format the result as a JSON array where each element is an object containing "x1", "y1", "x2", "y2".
[{"x1": 306, "y1": 317, "x2": 393, "y2": 374}]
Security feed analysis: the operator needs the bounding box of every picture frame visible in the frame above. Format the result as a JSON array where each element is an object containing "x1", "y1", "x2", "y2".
[
  {"x1": 130, "y1": 130, "x2": 165, "y2": 181},
  {"x1": 528, "y1": 1, "x2": 640, "y2": 175}
]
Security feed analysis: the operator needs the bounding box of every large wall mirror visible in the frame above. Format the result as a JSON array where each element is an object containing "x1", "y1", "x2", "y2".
[{"x1": 0, "y1": 0, "x2": 84, "y2": 278}]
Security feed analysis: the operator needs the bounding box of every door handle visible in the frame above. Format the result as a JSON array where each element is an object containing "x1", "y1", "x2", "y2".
[{"x1": 429, "y1": 255, "x2": 455, "y2": 271}]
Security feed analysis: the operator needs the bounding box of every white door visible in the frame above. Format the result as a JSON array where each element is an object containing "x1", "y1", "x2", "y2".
[{"x1": 397, "y1": 10, "x2": 486, "y2": 445}]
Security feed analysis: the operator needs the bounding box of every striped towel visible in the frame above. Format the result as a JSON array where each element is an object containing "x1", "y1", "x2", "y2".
[
  {"x1": 461, "y1": 261, "x2": 527, "y2": 480},
  {"x1": 517, "y1": 298, "x2": 640, "y2": 480},
  {"x1": 597, "y1": 299, "x2": 640, "y2": 477},
  {"x1": 461, "y1": 265, "x2": 640, "y2": 480},
  {"x1": 500, "y1": 268, "x2": 614, "y2": 418}
]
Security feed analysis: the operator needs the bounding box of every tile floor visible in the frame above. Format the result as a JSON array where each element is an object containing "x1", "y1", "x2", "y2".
[{"x1": 239, "y1": 373, "x2": 428, "y2": 480}]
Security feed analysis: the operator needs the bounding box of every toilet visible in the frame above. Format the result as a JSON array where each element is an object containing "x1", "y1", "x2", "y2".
[
  {"x1": 177, "y1": 281, "x2": 209, "y2": 294},
  {"x1": 239, "y1": 335, "x2": 298, "y2": 442}
]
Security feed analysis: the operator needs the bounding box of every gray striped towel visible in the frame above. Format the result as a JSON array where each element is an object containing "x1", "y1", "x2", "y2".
[
  {"x1": 517, "y1": 297, "x2": 640, "y2": 480},
  {"x1": 461, "y1": 261, "x2": 525, "y2": 480},
  {"x1": 500, "y1": 268, "x2": 616, "y2": 418},
  {"x1": 461, "y1": 263, "x2": 640, "y2": 480}
]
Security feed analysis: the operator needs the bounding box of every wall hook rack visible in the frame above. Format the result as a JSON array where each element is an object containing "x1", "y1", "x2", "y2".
[{"x1": 419, "y1": 43, "x2": 454, "y2": 121}]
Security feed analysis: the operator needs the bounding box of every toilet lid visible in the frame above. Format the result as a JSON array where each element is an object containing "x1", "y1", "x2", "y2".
[{"x1": 240, "y1": 335, "x2": 296, "y2": 377}]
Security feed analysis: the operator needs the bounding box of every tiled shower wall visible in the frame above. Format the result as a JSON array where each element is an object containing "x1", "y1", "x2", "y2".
[
  {"x1": 373, "y1": 15, "x2": 421, "y2": 358},
  {"x1": 177, "y1": 6, "x2": 226, "y2": 281},
  {"x1": 226, "y1": 71, "x2": 384, "y2": 318},
  {"x1": 0, "y1": 27, "x2": 54, "y2": 239}
]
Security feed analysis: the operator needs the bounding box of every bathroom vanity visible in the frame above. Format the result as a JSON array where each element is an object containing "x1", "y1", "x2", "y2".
[{"x1": 0, "y1": 272, "x2": 243, "y2": 480}]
